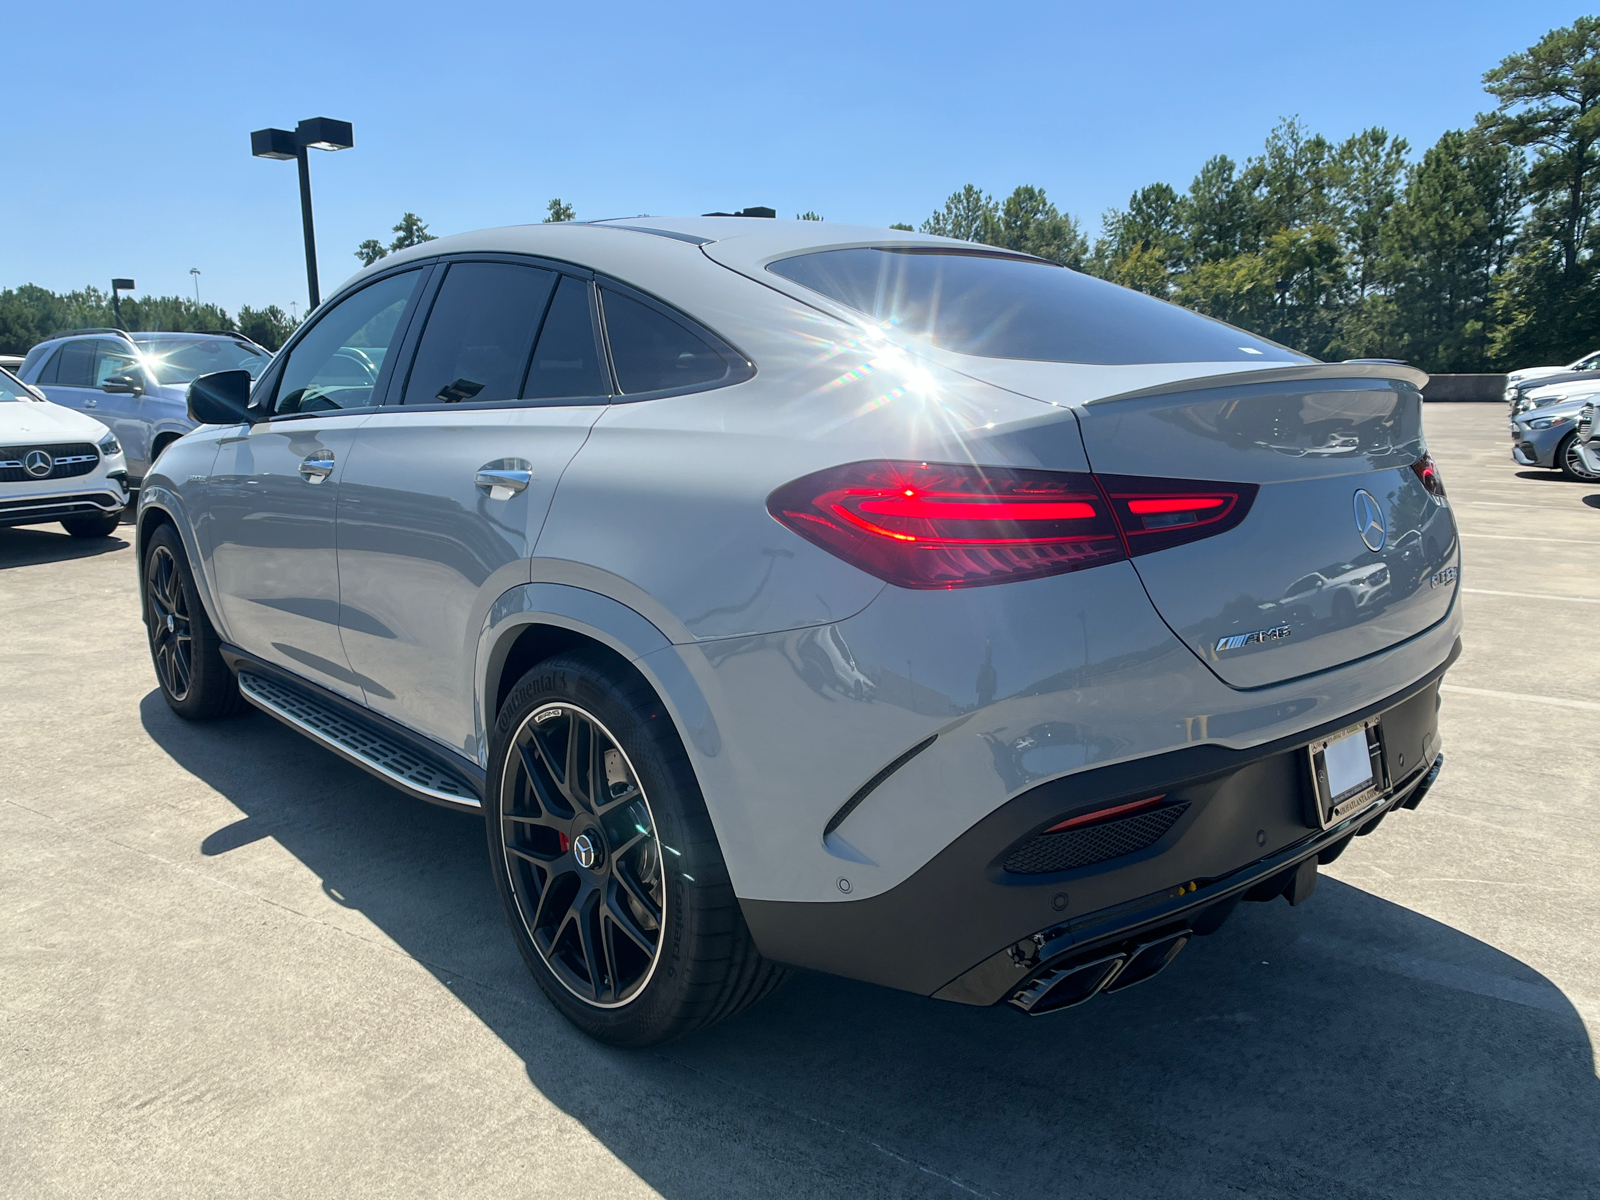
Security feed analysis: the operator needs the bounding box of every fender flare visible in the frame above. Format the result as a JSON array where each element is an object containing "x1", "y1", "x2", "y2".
[
  {"x1": 474, "y1": 582, "x2": 722, "y2": 771},
  {"x1": 135, "y1": 487, "x2": 229, "y2": 640}
]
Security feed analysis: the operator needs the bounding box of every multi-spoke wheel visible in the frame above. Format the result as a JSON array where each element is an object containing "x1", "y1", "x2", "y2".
[
  {"x1": 141, "y1": 523, "x2": 246, "y2": 720},
  {"x1": 1558, "y1": 431, "x2": 1600, "y2": 482},
  {"x1": 487, "y1": 651, "x2": 786, "y2": 1045},
  {"x1": 501, "y1": 704, "x2": 666, "y2": 1007}
]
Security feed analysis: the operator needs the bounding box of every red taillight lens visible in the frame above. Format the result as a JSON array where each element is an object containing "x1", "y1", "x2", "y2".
[
  {"x1": 1410, "y1": 453, "x2": 1446, "y2": 500},
  {"x1": 1097, "y1": 474, "x2": 1257, "y2": 556},
  {"x1": 768, "y1": 462, "x2": 1258, "y2": 589},
  {"x1": 767, "y1": 461, "x2": 1126, "y2": 589}
]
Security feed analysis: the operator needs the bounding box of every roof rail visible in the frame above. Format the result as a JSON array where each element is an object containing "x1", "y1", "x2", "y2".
[
  {"x1": 137, "y1": 329, "x2": 270, "y2": 351},
  {"x1": 40, "y1": 327, "x2": 136, "y2": 343}
]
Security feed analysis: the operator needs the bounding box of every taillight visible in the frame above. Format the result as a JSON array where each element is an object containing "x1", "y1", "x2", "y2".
[
  {"x1": 1410, "y1": 452, "x2": 1446, "y2": 501},
  {"x1": 767, "y1": 461, "x2": 1257, "y2": 589},
  {"x1": 1097, "y1": 474, "x2": 1257, "y2": 557}
]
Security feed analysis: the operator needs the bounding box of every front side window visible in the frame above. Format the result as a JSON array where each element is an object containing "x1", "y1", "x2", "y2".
[
  {"x1": 274, "y1": 270, "x2": 420, "y2": 414},
  {"x1": 601, "y1": 290, "x2": 728, "y2": 393},
  {"x1": 134, "y1": 336, "x2": 271, "y2": 385},
  {"x1": 402, "y1": 262, "x2": 558, "y2": 405},
  {"x1": 94, "y1": 341, "x2": 141, "y2": 386},
  {"x1": 768, "y1": 247, "x2": 1306, "y2": 366},
  {"x1": 523, "y1": 275, "x2": 608, "y2": 400}
]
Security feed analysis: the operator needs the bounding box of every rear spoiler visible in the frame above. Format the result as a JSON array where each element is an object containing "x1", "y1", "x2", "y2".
[{"x1": 1083, "y1": 361, "x2": 1430, "y2": 407}]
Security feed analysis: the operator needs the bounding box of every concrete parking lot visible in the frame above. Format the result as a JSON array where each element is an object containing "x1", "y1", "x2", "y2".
[{"x1": 2, "y1": 402, "x2": 1596, "y2": 1199}]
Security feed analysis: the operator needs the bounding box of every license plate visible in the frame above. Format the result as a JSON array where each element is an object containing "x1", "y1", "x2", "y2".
[{"x1": 1307, "y1": 719, "x2": 1384, "y2": 827}]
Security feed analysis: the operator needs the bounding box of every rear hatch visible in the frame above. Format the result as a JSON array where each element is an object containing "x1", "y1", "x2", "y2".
[{"x1": 1069, "y1": 370, "x2": 1458, "y2": 687}]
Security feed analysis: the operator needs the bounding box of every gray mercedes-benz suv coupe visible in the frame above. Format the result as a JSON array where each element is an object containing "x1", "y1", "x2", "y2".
[{"x1": 137, "y1": 218, "x2": 1460, "y2": 1045}]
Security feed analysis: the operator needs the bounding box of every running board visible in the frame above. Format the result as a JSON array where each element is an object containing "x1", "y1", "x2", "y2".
[{"x1": 237, "y1": 671, "x2": 482, "y2": 811}]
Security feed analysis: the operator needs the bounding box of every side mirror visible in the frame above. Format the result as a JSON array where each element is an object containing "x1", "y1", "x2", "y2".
[
  {"x1": 101, "y1": 373, "x2": 144, "y2": 396},
  {"x1": 187, "y1": 369, "x2": 255, "y2": 425}
]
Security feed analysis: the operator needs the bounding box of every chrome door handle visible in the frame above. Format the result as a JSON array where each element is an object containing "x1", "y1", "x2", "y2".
[
  {"x1": 299, "y1": 450, "x2": 335, "y2": 483},
  {"x1": 475, "y1": 468, "x2": 531, "y2": 496},
  {"x1": 84, "y1": 397, "x2": 98, "y2": 407}
]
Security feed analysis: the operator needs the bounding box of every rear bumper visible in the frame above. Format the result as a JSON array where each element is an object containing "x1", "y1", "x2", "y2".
[{"x1": 740, "y1": 641, "x2": 1455, "y2": 1003}]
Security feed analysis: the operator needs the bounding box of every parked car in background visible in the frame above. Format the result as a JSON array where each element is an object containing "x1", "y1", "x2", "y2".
[
  {"x1": 1504, "y1": 349, "x2": 1600, "y2": 401},
  {"x1": 1511, "y1": 393, "x2": 1600, "y2": 481},
  {"x1": 137, "y1": 218, "x2": 1459, "y2": 1046},
  {"x1": 15, "y1": 329, "x2": 271, "y2": 485},
  {"x1": 0, "y1": 366, "x2": 129, "y2": 536},
  {"x1": 0, "y1": 354, "x2": 25, "y2": 374}
]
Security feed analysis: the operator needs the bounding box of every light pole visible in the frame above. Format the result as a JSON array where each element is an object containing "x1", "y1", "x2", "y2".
[
  {"x1": 111, "y1": 278, "x2": 135, "y2": 330},
  {"x1": 250, "y1": 117, "x2": 354, "y2": 312},
  {"x1": 189, "y1": 268, "x2": 202, "y2": 305}
]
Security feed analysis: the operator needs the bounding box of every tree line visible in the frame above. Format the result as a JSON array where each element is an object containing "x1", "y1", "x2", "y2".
[
  {"x1": 4, "y1": 20, "x2": 1596, "y2": 370},
  {"x1": 913, "y1": 18, "x2": 1600, "y2": 372}
]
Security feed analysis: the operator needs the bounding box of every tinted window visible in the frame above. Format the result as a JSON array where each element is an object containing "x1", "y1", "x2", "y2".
[
  {"x1": 523, "y1": 276, "x2": 607, "y2": 400},
  {"x1": 133, "y1": 336, "x2": 271, "y2": 384},
  {"x1": 275, "y1": 271, "x2": 419, "y2": 415},
  {"x1": 94, "y1": 341, "x2": 141, "y2": 386},
  {"x1": 33, "y1": 347, "x2": 61, "y2": 384},
  {"x1": 768, "y1": 248, "x2": 1305, "y2": 365},
  {"x1": 403, "y1": 263, "x2": 557, "y2": 405},
  {"x1": 602, "y1": 290, "x2": 727, "y2": 393},
  {"x1": 52, "y1": 341, "x2": 97, "y2": 387}
]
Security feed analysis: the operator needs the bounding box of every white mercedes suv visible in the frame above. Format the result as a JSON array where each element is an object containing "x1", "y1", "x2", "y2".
[
  {"x1": 1, "y1": 366, "x2": 129, "y2": 537},
  {"x1": 136, "y1": 218, "x2": 1458, "y2": 1045}
]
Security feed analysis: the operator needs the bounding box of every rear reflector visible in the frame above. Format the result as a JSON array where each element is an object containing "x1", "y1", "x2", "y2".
[
  {"x1": 768, "y1": 461, "x2": 1257, "y2": 589},
  {"x1": 1043, "y1": 794, "x2": 1167, "y2": 833}
]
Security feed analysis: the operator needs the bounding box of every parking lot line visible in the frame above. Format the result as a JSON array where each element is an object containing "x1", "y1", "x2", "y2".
[
  {"x1": 1458, "y1": 532, "x2": 1600, "y2": 545},
  {"x1": 1461, "y1": 587, "x2": 1600, "y2": 603},
  {"x1": 1440, "y1": 683, "x2": 1600, "y2": 711}
]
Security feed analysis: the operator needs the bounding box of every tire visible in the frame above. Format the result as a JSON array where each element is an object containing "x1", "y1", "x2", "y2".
[
  {"x1": 61, "y1": 512, "x2": 122, "y2": 538},
  {"x1": 1557, "y1": 432, "x2": 1600, "y2": 482},
  {"x1": 486, "y1": 650, "x2": 785, "y2": 1046},
  {"x1": 142, "y1": 523, "x2": 246, "y2": 720}
]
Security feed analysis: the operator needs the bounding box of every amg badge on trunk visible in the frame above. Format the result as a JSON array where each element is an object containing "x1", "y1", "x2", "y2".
[{"x1": 1215, "y1": 625, "x2": 1292, "y2": 653}]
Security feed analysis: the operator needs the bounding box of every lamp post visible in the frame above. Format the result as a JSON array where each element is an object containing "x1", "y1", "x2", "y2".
[
  {"x1": 189, "y1": 268, "x2": 202, "y2": 305},
  {"x1": 250, "y1": 117, "x2": 354, "y2": 312},
  {"x1": 111, "y1": 278, "x2": 135, "y2": 330}
]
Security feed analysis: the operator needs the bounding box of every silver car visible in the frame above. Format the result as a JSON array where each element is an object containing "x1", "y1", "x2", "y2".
[
  {"x1": 135, "y1": 219, "x2": 1461, "y2": 1045},
  {"x1": 16, "y1": 329, "x2": 271, "y2": 485},
  {"x1": 1510, "y1": 393, "x2": 1600, "y2": 481}
]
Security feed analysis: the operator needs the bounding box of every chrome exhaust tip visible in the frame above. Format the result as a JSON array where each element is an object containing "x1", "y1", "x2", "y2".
[
  {"x1": 1008, "y1": 952, "x2": 1126, "y2": 1015},
  {"x1": 1101, "y1": 931, "x2": 1190, "y2": 993}
]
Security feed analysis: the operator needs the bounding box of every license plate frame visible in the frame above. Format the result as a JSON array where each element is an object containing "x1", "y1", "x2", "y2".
[{"x1": 1306, "y1": 717, "x2": 1386, "y2": 828}]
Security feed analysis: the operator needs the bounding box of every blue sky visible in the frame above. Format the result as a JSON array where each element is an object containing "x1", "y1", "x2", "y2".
[{"x1": 5, "y1": 1, "x2": 1585, "y2": 315}]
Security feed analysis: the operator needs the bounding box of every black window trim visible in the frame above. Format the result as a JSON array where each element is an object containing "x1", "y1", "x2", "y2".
[
  {"x1": 255, "y1": 260, "x2": 439, "y2": 422},
  {"x1": 358, "y1": 250, "x2": 756, "y2": 414}
]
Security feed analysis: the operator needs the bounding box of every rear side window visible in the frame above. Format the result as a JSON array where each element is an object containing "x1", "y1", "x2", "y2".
[
  {"x1": 601, "y1": 290, "x2": 728, "y2": 394},
  {"x1": 767, "y1": 248, "x2": 1305, "y2": 365},
  {"x1": 49, "y1": 341, "x2": 97, "y2": 387},
  {"x1": 403, "y1": 263, "x2": 558, "y2": 404},
  {"x1": 523, "y1": 276, "x2": 608, "y2": 400}
]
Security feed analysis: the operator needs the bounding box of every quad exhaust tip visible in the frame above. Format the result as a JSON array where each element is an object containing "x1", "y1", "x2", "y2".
[{"x1": 1008, "y1": 931, "x2": 1191, "y2": 1015}]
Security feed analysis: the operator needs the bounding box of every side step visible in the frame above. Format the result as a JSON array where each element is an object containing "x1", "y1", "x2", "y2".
[{"x1": 237, "y1": 671, "x2": 482, "y2": 811}]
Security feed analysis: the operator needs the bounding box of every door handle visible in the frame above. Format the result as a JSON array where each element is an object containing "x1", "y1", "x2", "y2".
[
  {"x1": 475, "y1": 468, "x2": 531, "y2": 496},
  {"x1": 84, "y1": 397, "x2": 98, "y2": 408},
  {"x1": 299, "y1": 450, "x2": 335, "y2": 483}
]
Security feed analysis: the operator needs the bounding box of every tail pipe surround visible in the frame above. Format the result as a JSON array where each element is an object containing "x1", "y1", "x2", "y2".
[{"x1": 1008, "y1": 930, "x2": 1191, "y2": 1016}]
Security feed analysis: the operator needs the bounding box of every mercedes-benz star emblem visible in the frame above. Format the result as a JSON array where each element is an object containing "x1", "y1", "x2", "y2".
[
  {"x1": 572, "y1": 832, "x2": 598, "y2": 870},
  {"x1": 23, "y1": 449, "x2": 53, "y2": 478},
  {"x1": 1353, "y1": 489, "x2": 1386, "y2": 552}
]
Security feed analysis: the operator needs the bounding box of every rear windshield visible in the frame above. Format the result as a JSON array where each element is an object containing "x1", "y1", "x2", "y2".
[
  {"x1": 133, "y1": 336, "x2": 271, "y2": 385},
  {"x1": 767, "y1": 248, "x2": 1305, "y2": 365}
]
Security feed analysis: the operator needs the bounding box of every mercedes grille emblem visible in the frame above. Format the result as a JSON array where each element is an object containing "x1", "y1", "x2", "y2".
[
  {"x1": 23, "y1": 449, "x2": 53, "y2": 478},
  {"x1": 1353, "y1": 489, "x2": 1386, "y2": 552}
]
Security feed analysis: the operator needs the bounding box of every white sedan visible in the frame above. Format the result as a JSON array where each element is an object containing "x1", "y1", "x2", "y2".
[{"x1": 0, "y1": 367, "x2": 130, "y2": 537}]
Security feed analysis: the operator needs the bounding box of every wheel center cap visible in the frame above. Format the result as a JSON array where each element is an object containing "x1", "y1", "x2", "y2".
[
  {"x1": 573, "y1": 831, "x2": 602, "y2": 870},
  {"x1": 167, "y1": 613, "x2": 175, "y2": 633}
]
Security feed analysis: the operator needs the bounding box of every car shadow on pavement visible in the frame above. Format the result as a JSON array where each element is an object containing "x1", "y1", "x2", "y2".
[
  {"x1": 140, "y1": 690, "x2": 1600, "y2": 1200},
  {"x1": 0, "y1": 523, "x2": 131, "y2": 568}
]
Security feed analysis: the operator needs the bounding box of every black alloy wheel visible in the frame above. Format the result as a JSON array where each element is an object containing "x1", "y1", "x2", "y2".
[
  {"x1": 146, "y1": 542, "x2": 194, "y2": 703},
  {"x1": 500, "y1": 703, "x2": 666, "y2": 1007},
  {"x1": 141, "y1": 523, "x2": 246, "y2": 720},
  {"x1": 487, "y1": 651, "x2": 785, "y2": 1046}
]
